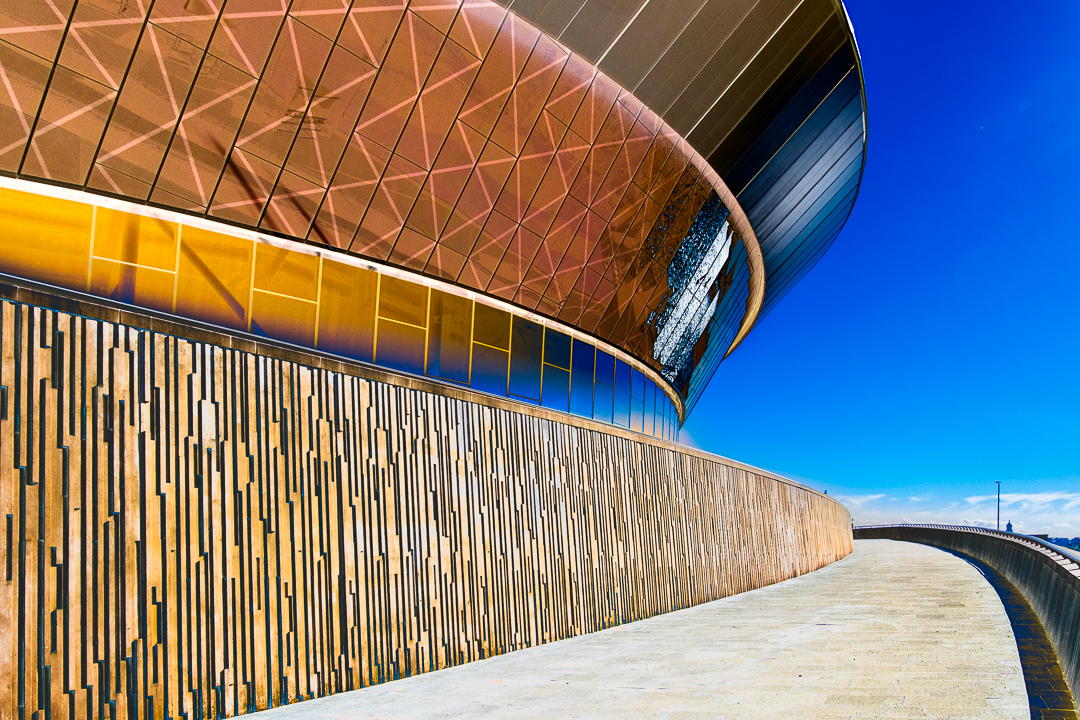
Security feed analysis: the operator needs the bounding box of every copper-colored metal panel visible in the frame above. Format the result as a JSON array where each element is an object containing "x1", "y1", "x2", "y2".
[
  {"x1": 151, "y1": 55, "x2": 259, "y2": 209},
  {"x1": 567, "y1": 71, "x2": 618, "y2": 144},
  {"x1": 208, "y1": 0, "x2": 287, "y2": 74},
  {"x1": 448, "y1": 0, "x2": 506, "y2": 59},
  {"x1": 424, "y1": 242, "x2": 468, "y2": 280},
  {"x1": 336, "y1": 0, "x2": 408, "y2": 68},
  {"x1": 23, "y1": 65, "x2": 113, "y2": 184},
  {"x1": 282, "y1": 44, "x2": 376, "y2": 188},
  {"x1": 590, "y1": 117, "x2": 652, "y2": 221},
  {"x1": 209, "y1": 147, "x2": 279, "y2": 226},
  {"x1": 292, "y1": 0, "x2": 353, "y2": 40},
  {"x1": 351, "y1": 152, "x2": 426, "y2": 259},
  {"x1": 0, "y1": 41, "x2": 50, "y2": 172},
  {"x1": 235, "y1": 17, "x2": 333, "y2": 168},
  {"x1": 352, "y1": 11, "x2": 442, "y2": 152},
  {"x1": 56, "y1": 0, "x2": 140, "y2": 92},
  {"x1": 261, "y1": 169, "x2": 325, "y2": 237},
  {"x1": 94, "y1": 25, "x2": 201, "y2": 186},
  {"x1": 437, "y1": 139, "x2": 514, "y2": 254},
  {"x1": 568, "y1": 97, "x2": 633, "y2": 208},
  {"x1": 388, "y1": 225, "x2": 437, "y2": 270},
  {"x1": 489, "y1": 33, "x2": 566, "y2": 157},
  {"x1": 314, "y1": 133, "x2": 392, "y2": 248},
  {"x1": 460, "y1": 209, "x2": 515, "y2": 291},
  {"x1": 459, "y1": 13, "x2": 538, "y2": 137},
  {"x1": 494, "y1": 113, "x2": 564, "y2": 222},
  {"x1": 396, "y1": 37, "x2": 480, "y2": 170}
]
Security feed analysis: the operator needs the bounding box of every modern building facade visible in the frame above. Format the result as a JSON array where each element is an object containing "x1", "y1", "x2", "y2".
[{"x1": 0, "y1": 0, "x2": 864, "y2": 717}]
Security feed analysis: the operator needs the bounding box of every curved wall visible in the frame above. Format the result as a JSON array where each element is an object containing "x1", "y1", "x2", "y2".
[
  {"x1": 855, "y1": 525, "x2": 1080, "y2": 711},
  {"x1": 0, "y1": 285, "x2": 854, "y2": 719},
  {"x1": 0, "y1": 0, "x2": 767, "y2": 418},
  {"x1": 495, "y1": 0, "x2": 868, "y2": 413},
  {"x1": 0, "y1": 177, "x2": 684, "y2": 439}
]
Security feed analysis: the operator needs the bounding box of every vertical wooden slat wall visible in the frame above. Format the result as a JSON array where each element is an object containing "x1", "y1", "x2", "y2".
[{"x1": 0, "y1": 299, "x2": 853, "y2": 720}]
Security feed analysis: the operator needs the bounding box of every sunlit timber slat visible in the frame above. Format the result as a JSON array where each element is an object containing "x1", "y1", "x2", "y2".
[{"x1": 0, "y1": 295, "x2": 852, "y2": 720}]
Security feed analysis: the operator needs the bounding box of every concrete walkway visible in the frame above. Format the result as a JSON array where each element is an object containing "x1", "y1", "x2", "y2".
[{"x1": 254, "y1": 540, "x2": 1027, "y2": 719}]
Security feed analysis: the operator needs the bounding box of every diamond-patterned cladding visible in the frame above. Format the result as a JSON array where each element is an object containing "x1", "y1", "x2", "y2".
[{"x1": 0, "y1": 0, "x2": 743, "y2": 371}]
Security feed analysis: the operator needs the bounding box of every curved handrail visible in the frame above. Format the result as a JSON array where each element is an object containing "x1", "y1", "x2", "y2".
[
  {"x1": 856, "y1": 523, "x2": 1080, "y2": 578},
  {"x1": 855, "y1": 523, "x2": 1080, "y2": 713}
]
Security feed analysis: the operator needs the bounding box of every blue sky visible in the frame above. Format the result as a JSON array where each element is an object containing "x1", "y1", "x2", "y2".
[{"x1": 683, "y1": 0, "x2": 1080, "y2": 535}]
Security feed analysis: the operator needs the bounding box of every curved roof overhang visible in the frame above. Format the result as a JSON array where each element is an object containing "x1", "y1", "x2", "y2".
[{"x1": 0, "y1": 0, "x2": 865, "y2": 421}]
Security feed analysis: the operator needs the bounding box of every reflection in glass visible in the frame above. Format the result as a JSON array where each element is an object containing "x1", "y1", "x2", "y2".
[
  {"x1": 427, "y1": 289, "x2": 472, "y2": 384},
  {"x1": 317, "y1": 261, "x2": 377, "y2": 363},
  {"x1": 379, "y1": 275, "x2": 428, "y2": 326},
  {"x1": 613, "y1": 360, "x2": 631, "y2": 428},
  {"x1": 509, "y1": 318, "x2": 542, "y2": 401},
  {"x1": 569, "y1": 340, "x2": 594, "y2": 418},
  {"x1": 594, "y1": 351, "x2": 615, "y2": 425},
  {"x1": 644, "y1": 378, "x2": 657, "y2": 436},
  {"x1": 376, "y1": 319, "x2": 426, "y2": 375},
  {"x1": 473, "y1": 303, "x2": 510, "y2": 349},
  {"x1": 541, "y1": 365, "x2": 570, "y2": 413},
  {"x1": 659, "y1": 396, "x2": 670, "y2": 440},
  {"x1": 471, "y1": 343, "x2": 509, "y2": 397},
  {"x1": 630, "y1": 369, "x2": 645, "y2": 433},
  {"x1": 175, "y1": 227, "x2": 253, "y2": 332},
  {"x1": 544, "y1": 329, "x2": 571, "y2": 370}
]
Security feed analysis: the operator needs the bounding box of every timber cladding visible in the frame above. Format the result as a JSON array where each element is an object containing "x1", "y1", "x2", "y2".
[{"x1": 0, "y1": 297, "x2": 853, "y2": 720}]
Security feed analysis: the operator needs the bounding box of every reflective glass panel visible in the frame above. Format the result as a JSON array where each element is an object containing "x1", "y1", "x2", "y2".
[
  {"x1": 613, "y1": 360, "x2": 631, "y2": 428},
  {"x1": 471, "y1": 343, "x2": 509, "y2": 397},
  {"x1": 594, "y1": 351, "x2": 615, "y2": 425},
  {"x1": 376, "y1": 319, "x2": 425, "y2": 375},
  {"x1": 378, "y1": 275, "x2": 427, "y2": 327},
  {"x1": 644, "y1": 379, "x2": 657, "y2": 436},
  {"x1": 543, "y1": 329, "x2": 571, "y2": 370},
  {"x1": 473, "y1": 303, "x2": 510, "y2": 350},
  {"x1": 175, "y1": 227, "x2": 253, "y2": 332},
  {"x1": 88, "y1": 260, "x2": 174, "y2": 312},
  {"x1": 630, "y1": 369, "x2": 645, "y2": 433},
  {"x1": 594, "y1": 382, "x2": 613, "y2": 425},
  {"x1": 656, "y1": 395, "x2": 665, "y2": 440},
  {"x1": 569, "y1": 340, "x2": 594, "y2": 418},
  {"x1": 426, "y1": 289, "x2": 472, "y2": 384},
  {"x1": 317, "y1": 261, "x2": 377, "y2": 363},
  {"x1": 254, "y1": 244, "x2": 319, "y2": 301},
  {"x1": 541, "y1": 365, "x2": 570, "y2": 413},
  {"x1": 94, "y1": 208, "x2": 177, "y2": 271},
  {"x1": 509, "y1": 317, "x2": 543, "y2": 401},
  {"x1": 251, "y1": 291, "x2": 317, "y2": 347},
  {"x1": 0, "y1": 189, "x2": 93, "y2": 293}
]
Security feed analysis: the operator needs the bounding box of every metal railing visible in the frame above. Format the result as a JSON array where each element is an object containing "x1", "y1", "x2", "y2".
[{"x1": 856, "y1": 523, "x2": 1080, "y2": 577}]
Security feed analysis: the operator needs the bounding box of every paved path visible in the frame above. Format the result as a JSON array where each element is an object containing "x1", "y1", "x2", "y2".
[{"x1": 255, "y1": 540, "x2": 1027, "y2": 719}]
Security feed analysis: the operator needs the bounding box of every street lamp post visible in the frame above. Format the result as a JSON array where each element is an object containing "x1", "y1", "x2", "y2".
[{"x1": 996, "y1": 481, "x2": 1001, "y2": 530}]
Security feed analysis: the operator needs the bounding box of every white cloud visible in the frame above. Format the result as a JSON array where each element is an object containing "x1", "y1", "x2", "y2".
[
  {"x1": 835, "y1": 493, "x2": 885, "y2": 508},
  {"x1": 907, "y1": 496, "x2": 928, "y2": 502},
  {"x1": 964, "y1": 492, "x2": 1080, "y2": 507}
]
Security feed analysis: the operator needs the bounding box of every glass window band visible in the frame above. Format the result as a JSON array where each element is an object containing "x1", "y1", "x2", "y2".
[{"x1": 0, "y1": 179, "x2": 682, "y2": 442}]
